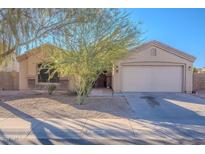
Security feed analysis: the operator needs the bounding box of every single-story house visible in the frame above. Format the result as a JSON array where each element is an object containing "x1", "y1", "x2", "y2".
[{"x1": 15, "y1": 40, "x2": 196, "y2": 93}]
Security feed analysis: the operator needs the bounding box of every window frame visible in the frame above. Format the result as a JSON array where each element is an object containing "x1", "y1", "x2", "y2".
[{"x1": 36, "y1": 63, "x2": 60, "y2": 84}]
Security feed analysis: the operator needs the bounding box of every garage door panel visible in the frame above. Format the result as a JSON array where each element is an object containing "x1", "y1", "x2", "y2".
[{"x1": 121, "y1": 66, "x2": 182, "y2": 92}]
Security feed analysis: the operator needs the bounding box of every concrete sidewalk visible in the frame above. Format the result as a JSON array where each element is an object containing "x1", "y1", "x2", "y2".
[
  {"x1": 1, "y1": 118, "x2": 205, "y2": 144},
  {"x1": 0, "y1": 118, "x2": 133, "y2": 139}
]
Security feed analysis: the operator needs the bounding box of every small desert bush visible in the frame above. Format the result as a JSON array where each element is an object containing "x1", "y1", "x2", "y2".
[{"x1": 48, "y1": 84, "x2": 56, "y2": 95}]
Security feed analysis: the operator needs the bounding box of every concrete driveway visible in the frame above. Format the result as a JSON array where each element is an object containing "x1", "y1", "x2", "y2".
[
  {"x1": 123, "y1": 92, "x2": 205, "y2": 143},
  {"x1": 124, "y1": 92, "x2": 205, "y2": 124}
]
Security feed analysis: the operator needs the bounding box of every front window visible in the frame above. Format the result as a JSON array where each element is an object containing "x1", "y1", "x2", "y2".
[{"x1": 37, "y1": 64, "x2": 59, "y2": 83}]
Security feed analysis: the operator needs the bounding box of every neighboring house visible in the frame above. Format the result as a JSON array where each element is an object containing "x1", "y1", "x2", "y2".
[
  {"x1": 16, "y1": 40, "x2": 196, "y2": 93},
  {"x1": 0, "y1": 54, "x2": 19, "y2": 90}
]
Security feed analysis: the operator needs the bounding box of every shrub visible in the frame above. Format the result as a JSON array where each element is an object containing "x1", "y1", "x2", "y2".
[{"x1": 48, "y1": 84, "x2": 56, "y2": 95}]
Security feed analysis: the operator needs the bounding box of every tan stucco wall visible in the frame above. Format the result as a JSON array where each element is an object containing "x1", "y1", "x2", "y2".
[
  {"x1": 19, "y1": 59, "x2": 28, "y2": 90},
  {"x1": 18, "y1": 42, "x2": 195, "y2": 93},
  {"x1": 193, "y1": 73, "x2": 205, "y2": 91},
  {"x1": 19, "y1": 49, "x2": 46, "y2": 90},
  {"x1": 0, "y1": 71, "x2": 19, "y2": 90},
  {"x1": 18, "y1": 47, "x2": 70, "y2": 90},
  {"x1": 0, "y1": 55, "x2": 19, "y2": 72},
  {"x1": 0, "y1": 54, "x2": 20, "y2": 90},
  {"x1": 112, "y1": 44, "x2": 194, "y2": 93}
]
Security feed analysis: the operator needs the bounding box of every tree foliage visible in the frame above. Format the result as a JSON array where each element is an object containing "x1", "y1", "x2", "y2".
[
  {"x1": 44, "y1": 9, "x2": 142, "y2": 103},
  {"x1": 0, "y1": 8, "x2": 141, "y2": 104},
  {"x1": 0, "y1": 8, "x2": 81, "y2": 65},
  {"x1": 193, "y1": 67, "x2": 199, "y2": 73}
]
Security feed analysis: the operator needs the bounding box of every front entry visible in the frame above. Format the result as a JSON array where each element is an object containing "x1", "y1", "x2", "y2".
[
  {"x1": 94, "y1": 73, "x2": 112, "y2": 88},
  {"x1": 94, "y1": 74, "x2": 107, "y2": 88}
]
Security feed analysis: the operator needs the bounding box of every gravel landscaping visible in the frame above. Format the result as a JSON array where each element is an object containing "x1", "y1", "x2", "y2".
[{"x1": 0, "y1": 91, "x2": 134, "y2": 119}]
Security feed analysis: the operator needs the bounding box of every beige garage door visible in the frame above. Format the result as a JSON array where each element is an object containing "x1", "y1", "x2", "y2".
[{"x1": 121, "y1": 65, "x2": 183, "y2": 92}]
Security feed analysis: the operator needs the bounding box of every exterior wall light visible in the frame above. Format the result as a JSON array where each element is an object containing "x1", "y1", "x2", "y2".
[
  {"x1": 115, "y1": 65, "x2": 119, "y2": 73},
  {"x1": 188, "y1": 66, "x2": 192, "y2": 71}
]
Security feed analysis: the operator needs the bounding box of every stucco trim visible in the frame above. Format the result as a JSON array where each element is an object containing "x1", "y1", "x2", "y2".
[{"x1": 120, "y1": 61, "x2": 187, "y2": 66}]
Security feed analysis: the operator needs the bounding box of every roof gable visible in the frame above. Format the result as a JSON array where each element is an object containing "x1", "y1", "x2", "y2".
[
  {"x1": 130, "y1": 40, "x2": 196, "y2": 62},
  {"x1": 16, "y1": 44, "x2": 61, "y2": 62}
]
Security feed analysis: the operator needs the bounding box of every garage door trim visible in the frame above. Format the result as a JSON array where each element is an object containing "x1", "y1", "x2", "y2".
[{"x1": 119, "y1": 64, "x2": 185, "y2": 92}]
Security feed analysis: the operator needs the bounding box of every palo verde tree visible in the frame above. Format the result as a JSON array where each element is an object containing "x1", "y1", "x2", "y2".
[
  {"x1": 44, "y1": 9, "x2": 142, "y2": 104},
  {"x1": 0, "y1": 8, "x2": 82, "y2": 66}
]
